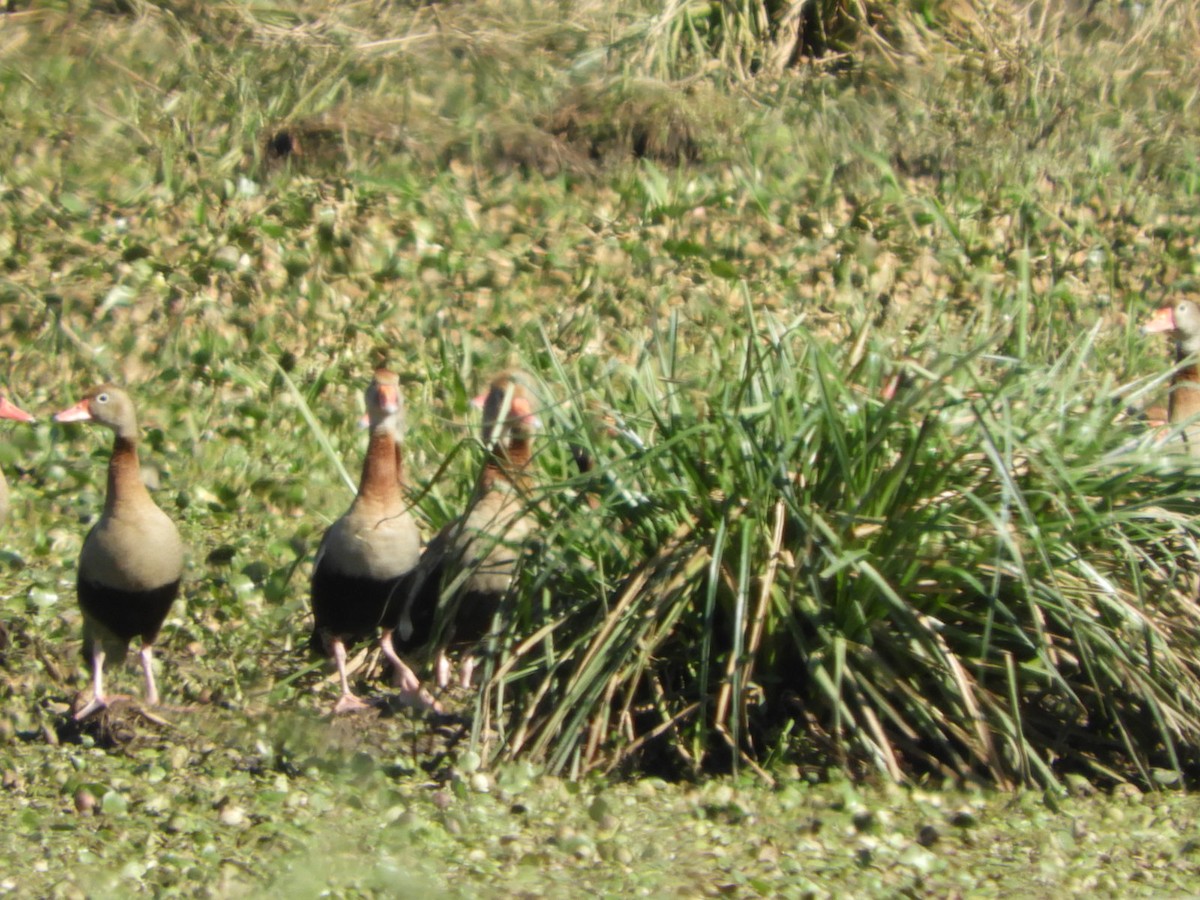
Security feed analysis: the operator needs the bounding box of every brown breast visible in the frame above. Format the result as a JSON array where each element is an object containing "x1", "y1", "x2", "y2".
[{"x1": 80, "y1": 438, "x2": 184, "y2": 592}]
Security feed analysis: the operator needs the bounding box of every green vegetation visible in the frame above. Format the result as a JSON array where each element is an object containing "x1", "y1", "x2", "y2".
[{"x1": 4, "y1": 0, "x2": 1200, "y2": 893}]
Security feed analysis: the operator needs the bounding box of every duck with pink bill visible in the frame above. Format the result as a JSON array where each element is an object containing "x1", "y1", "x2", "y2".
[
  {"x1": 55, "y1": 385, "x2": 184, "y2": 720},
  {"x1": 399, "y1": 372, "x2": 542, "y2": 691},
  {"x1": 0, "y1": 395, "x2": 35, "y2": 525},
  {"x1": 308, "y1": 369, "x2": 440, "y2": 713},
  {"x1": 1141, "y1": 299, "x2": 1200, "y2": 453}
]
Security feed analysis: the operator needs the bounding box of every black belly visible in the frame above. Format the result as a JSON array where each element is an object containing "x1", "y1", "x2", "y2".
[
  {"x1": 78, "y1": 577, "x2": 181, "y2": 649},
  {"x1": 395, "y1": 554, "x2": 506, "y2": 652},
  {"x1": 390, "y1": 563, "x2": 498, "y2": 653},
  {"x1": 389, "y1": 561, "x2": 441, "y2": 653},
  {"x1": 444, "y1": 588, "x2": 503, "y2": 647},
  {"x1": 309, "y1": 566, "x2": 410, "y2": 653}
]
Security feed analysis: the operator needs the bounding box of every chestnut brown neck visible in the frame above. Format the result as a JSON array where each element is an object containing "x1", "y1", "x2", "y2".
[
  {"x1": 1169, "y1": 362, "x2": 1200, "y2": 423},
  {"x1": 1176, "y1": 361, "x2": 1200, "y2": 382},
  {"x1": 481, "y1": 434, "x2": 532, "y2": 490},
  {"x1": 105, "y1": 435, "x2": 151, "y2": 516},
  {"x1": 355, "y1": 428, "x2": 403, "y2": 510}
]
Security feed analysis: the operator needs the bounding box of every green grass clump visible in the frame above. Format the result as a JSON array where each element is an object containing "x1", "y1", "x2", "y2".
[{"x1": 457, "y1": 309, "x2": 1200, "y2": 787}]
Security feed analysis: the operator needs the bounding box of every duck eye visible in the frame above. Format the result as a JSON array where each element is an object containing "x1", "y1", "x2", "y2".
[{"x1": 96, "y1": 393, "x2": 109, "y2": 404}]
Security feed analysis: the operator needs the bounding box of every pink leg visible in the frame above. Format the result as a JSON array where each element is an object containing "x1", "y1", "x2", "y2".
[
  {"x1": 330, "y1": 639, "x2": 370, "y2": 714},
  {"x1": 435, "y1": 649, "x2": 452, "y2": 689},
  {"x1": 75, "y1": 646, "x2": 108, "y2": 720},
  {"x1": 458, "y1": 655, "x2": 476, "y2": 689},
  {"x1": 379, "y1": 629, "x2": 420, "y2": 693},
  {"x1": 139, "y1": 644, "x2": 159, "y2": 706},
  {"x1": 381, "y1": 631, "x2": 444, "y2": 713}
]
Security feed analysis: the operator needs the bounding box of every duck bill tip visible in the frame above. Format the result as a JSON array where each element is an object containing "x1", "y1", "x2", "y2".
[
  {"x1": 53, "y1": 401, "x2": 93, "y2": 424},
  {"x1": 0, "y1": 398, "x2": 34, "y2": 423},
  {"x1": 375, "y1": 382, "x2": 401, "y2": 414},
  {"x1": 1141, "y1": 306, "x2": 1176, "y2": 335}
]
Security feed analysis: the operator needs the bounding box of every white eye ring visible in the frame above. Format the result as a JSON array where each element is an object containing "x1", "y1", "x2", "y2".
[{"x1": 96, "y1": 393, "x2": 109, "y2": 404}]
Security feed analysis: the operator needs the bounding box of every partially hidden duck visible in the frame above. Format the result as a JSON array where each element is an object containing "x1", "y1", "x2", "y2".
[
  {"x1": 55, "y1": 386, "x2": 185, "y2": 719},
  {"x1": 0, "y1": 394, "x2": 35, "y2": 524},
  {"x1": 1142, "y1": 298, "x2": 1200, "y2": 452},
  {"x1": 400, "y1": 372, "x2": 541, "y2": 690},
  {"x1": 309, "y1": 369, "x2": 436, "y2": 713}
]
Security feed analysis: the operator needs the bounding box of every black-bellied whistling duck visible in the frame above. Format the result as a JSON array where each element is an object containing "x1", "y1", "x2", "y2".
[
  {"x1": 0, "y1": 395, "x2": 35, "y2": 524},
  {"x1": 1142, "y1": 299, "x2": 1200, "y2": 451},
  {"x1": 400, "y1": 372, "x2": 541, "y2": 690},
  {"x1": 55, "y1": 386, "x2": 184, "y2": 720},
  {"x1": 309, "y1": 369, "x2": 436, "y2": 713}
]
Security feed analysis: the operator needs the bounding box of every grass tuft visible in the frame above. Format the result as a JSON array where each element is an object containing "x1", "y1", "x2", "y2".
[{"x1": 457, "y1": 313, "x2": 1200, "y2": 786}]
